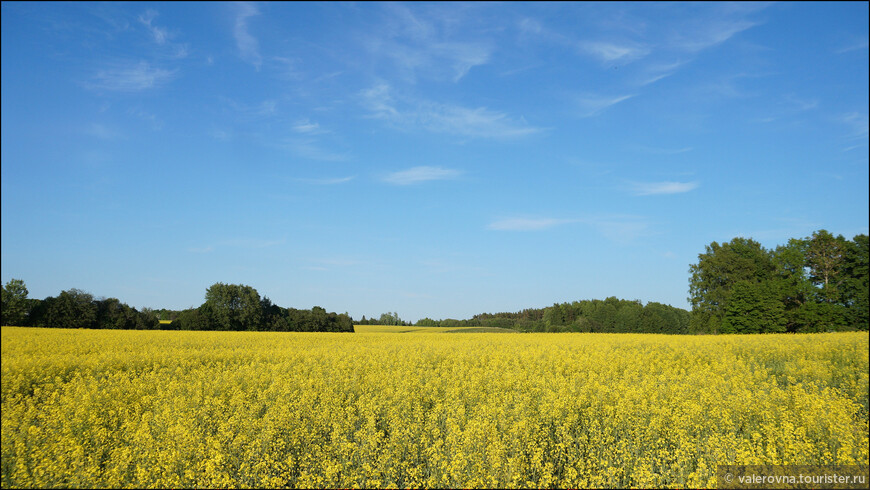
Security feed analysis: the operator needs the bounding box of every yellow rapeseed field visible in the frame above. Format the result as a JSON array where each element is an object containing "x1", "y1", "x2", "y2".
[{"x1": 2, "y1": 326, "x2": 867, "y2": 488}]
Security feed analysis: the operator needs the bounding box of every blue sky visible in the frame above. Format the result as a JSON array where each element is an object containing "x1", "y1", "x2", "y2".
[{"x1": 2, "y1": 2, "x2": 868, "y2": 322}]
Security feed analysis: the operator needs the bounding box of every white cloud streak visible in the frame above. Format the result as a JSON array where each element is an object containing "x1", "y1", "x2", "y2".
[
  {"x1": 669, "y1": 18, "x2": 758, "y2": 53},
  {"x1": 296, "y1": 176, "x2": 355, "y2": 185},
  {"x1": 361, "y1": 83, "x2": 543, "y2": 139},
  {"x1": 629, "y1": 181, "x2": 699, "y2": 196},
  {"x1": 835, "y1": 36, "x2": 868, "y2": 54},
  {"x1": 89, "y1": 61, "x2": 175, "y2": 91},
  {"x1": 839, "y1": 112, "x2": 869, "y2": 150},
  {"x1": 137, "y1": 9, "x2": 189, "y2": 59},
  {"x1": 292, "y1": 120, "x2": 326, "y2": 134},
  {"x1": 383, "y1": 166, "x2": 462, "y2": 185},
  {"x1": 138, "y1": 10, "x2": 168, "y2": 45},
  {"x1": 637, "y1": 60, "x2": 687, "y2": 86},
  {"x1": 366, "y1": 3, "x2": 493, "y2": 83},
  {"x1": 486, "y1": 214, "x2": 652, "y2": 242},
  {"x1": 579, "y1": 40, "x2": 649, "y2": 63},
  {"x1": 234, "y1": 2, "x2": 262, "y2": 69},
  {"x1": 575, "y1": 93, "x2": 635, "y2": 118}
]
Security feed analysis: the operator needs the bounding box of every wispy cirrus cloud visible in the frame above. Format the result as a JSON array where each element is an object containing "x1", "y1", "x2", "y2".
[
  {"x1": 516, "y1": 4, "x2": 766, "y2": 91},
  {"x1": 839, "y1": 112, "x2": 869, "y2": 151},
  {"x1": 138, "y1": 10, "x2": 168, "y2": 45},
  {"x1": 668, "y1": 17, "x2": 759, "y2": 53},
  {"x1": 835, "y1": 35, "x2": 868, "y2": 54},
  {"x1": 361, "y1": 83, "x2": 543, "y2": 139},
  {"x1": 628, "y1": 181, "x2": 699, "y2": 196},
  {"x1": 137, "y1": 9, "x2": 189, "y2": 59},
  {"x1": 665, "y1": 2, "x2": 769, "y2": 53},
  {"x1": 365, "y1": 3, "x2": 493, "y2": 83},
  {"x1": 233, "y1": 2, "x2": 262, "y2": 69},
  {"x1": 421, "y1": 104, "x2": 541, "y2": 139},
  {"x1": 361, "y1": 83, "x2": 401, "y2": 118},
  {"x1": 579, "y1": 40, "x2": 650, "y2": 64},
  {"x1": 383, "y1": 166, "x2": 463, "y2": 185},
  {"x1": 783, "y1": 93, "x2": 819, "y2": 112},
  {"x1": 636, "y1": 60, "x2": 688, "y2": 86},
  {"x1": 295, "y1": 176, "x2": 355, "y2": 185},
  {"x1": 88, "y1": 61, "x2": 175, "y2": 91},
  {"x1": 486, "y1": 214, "x2": 652, "y2": 242},
  {"x1": 283, "y1": 120, "x2": 346, "y2": 161},
  {"x1": 574, "y1": 93, "x2": 635, "y2": 118},
  {"x1": 292, "y1": 119, "x2": 328, "y2": 134},
  {"x1": 840, "y1": 112, "x2": 869, "y2": 138}
]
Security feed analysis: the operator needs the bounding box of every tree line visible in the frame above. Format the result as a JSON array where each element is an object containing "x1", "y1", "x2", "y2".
[
  {"x1": 414, "y1": 299, "x2": 691, "y2": 333},
  {"x1": 2, "y1": 282, "x2": 161, "y2": 330},
  {"x1": 1, "y1": 281, "x2": 353, "y2": 333},
  {"x1": 3, "y1": 230, "x2": 866, "y2": 335}
]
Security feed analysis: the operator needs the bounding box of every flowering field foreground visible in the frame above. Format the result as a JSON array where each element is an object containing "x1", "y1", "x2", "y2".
[{"x1": 2, "y1": 327, "x2": 868, "y2": 488}]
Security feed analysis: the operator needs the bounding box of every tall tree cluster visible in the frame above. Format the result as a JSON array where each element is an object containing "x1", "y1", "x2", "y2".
[
  {"x1": 356, "y1": 312, "x2": 408, "y2": 326},
  {"x1": 146, "y1": 283, "x2": 354, "y2": 333},
  {"x1": 689, "y1": 231, "x2": 869, "y2": 333},
  {"x1": 0, "y1": 278, "x2": 29, "y2": 326}
]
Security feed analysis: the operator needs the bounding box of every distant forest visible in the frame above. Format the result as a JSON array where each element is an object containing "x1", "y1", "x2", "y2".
[
  {"x1": 412, "y1": 298, "x2": 692, "y2": 333},
  {"x1": 2, "y1": 230, "x2": 867, "y2": 334}
]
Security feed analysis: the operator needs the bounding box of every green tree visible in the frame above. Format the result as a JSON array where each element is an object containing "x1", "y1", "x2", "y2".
[
  {"x1": 311, "y1": 306, "x2": 329, "y2": 331},
  {"x1": 138, "y1": 307, "x2": 160, "y2": 330},
  {"x1": 721, "y1": 280, "x2": 786, "y2": 334},
  {"x1": 378, "y1": 311, "x2": 402, "y2": 326},
  {"x1": 639, "y1": 302, "x2": 685, "y2": 334},
  {"x1": 43, "y1": 289, "x2": 98, "y2": 329},
  {"x1": 542, "y1": 304, "x2": 565, "y2": 328},
  {"x1": 689, "y1": 237, "x2": 776, "y2": 333},
  {"x1": 172, "y1": 307, "x2": 211, "y2": 331},
  {"x1": 841, "y1": 234, "x2": 869, "y2": 330},
  {"x1": 1, "y1": 279, "x2": 29, "y2": 326},
  {"x1": 772, "y1": 238, "x2": 816, "y2": 332},
  {"x1": 805, "y1": 230, "x2": 848, "y2": 304},
  {"x1": 203, "y1": 283, "x2": 263, "y2": 331},
  {"x1": 95, "y1": 297, "x2": 127, "y2": 329},
  {"x1": 614, "y1": 300, "x2": 643, "y2": 333}
]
